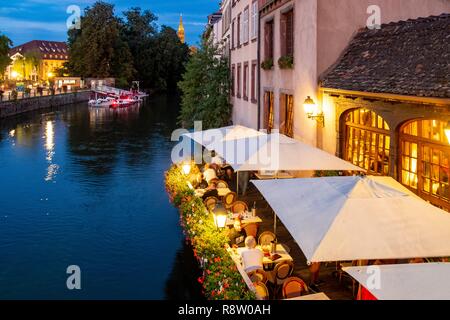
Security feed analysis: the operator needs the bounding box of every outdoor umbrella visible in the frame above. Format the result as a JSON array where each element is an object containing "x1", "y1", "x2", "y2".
[
  {"x1": 252, "y1": 176, "x2": 450, "y2": 263},
  {"x1": 344, "y1": 263, "x2": 450, "y2": 300}
]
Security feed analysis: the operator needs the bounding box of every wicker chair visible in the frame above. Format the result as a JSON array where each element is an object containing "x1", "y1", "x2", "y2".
[
  {"x1": 231, "y1": 201, "x2": 248, "y2": 214},
  {"x1": 204, "y1": 197, "x2": 219, "y2": 211},
  {"x1": 267, "y1": 261, "x2": 294, "y2": 297},
  {"x1": 244, "y1": 223, "x2": 258, "y2": 238},
  {"x1": 223, "y1": 192, "x2": 237, "y2": 209},
  {"x1": 248, "y1": 269, "x2": 268, "y2": 285},
  {"x1": 281, "y1": 277, "x2": 309, "y2": 299},
  {"x1": 216, "y1": 180, "x2": 229, "y2": 189},
  {"x1": 253, "y1": 281, "x2": 270, "y2": 300},
  {"x1": 258, "y1": 231, "x2": 277, "y2": 246}
]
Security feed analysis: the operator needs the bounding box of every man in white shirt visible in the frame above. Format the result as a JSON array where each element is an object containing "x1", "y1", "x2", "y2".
[
  {"x1": 240, "y1": 236, "x2": 264, "y2": 273},
  {"x1": 203, "y1": 163, "x2": 217, "y2": 184}
]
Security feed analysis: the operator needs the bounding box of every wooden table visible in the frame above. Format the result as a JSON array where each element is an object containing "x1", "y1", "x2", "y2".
[
  {"x1": 285, "y1": 292, "x2": 331, "y2": 300},
  {"x1": 235, "y1": 244, "x2": 293, "y2": 266},
  {"x1": 226, "y1": 216, "x2": 263, "y2": 226},
  {"x1": 254, "y1": 172, "x2": 294, "y2": 180}
]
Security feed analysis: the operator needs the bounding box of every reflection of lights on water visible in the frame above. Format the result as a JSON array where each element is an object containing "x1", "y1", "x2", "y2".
[
  {"x1": 9, "y1": 129, "x2": 15, "y2": 137},
  {"x1": 44, "y1": 121, "x2": 59, "y2": 182}
]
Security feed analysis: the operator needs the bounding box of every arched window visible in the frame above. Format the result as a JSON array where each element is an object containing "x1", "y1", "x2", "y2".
[
  {"x1": 343, "y1": 109, "x2": 391, "y2": 175},
  {"x1": 400, "y1": 120, "x2": 450, "y2": 210}
]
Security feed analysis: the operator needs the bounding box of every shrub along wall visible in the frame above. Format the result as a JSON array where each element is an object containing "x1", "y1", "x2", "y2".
[{"x1": 165, "y1": 164, "x2": 255, "y2": 300}]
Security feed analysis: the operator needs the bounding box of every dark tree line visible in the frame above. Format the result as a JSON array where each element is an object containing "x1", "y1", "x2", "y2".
[{"x1": 66, "y1": 1, "x2": 189, "y2": 91}]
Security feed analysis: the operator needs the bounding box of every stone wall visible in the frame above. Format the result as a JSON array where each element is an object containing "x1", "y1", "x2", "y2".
[{"x1": 0, "y1": 91, "x2": 90, "y2": 118}]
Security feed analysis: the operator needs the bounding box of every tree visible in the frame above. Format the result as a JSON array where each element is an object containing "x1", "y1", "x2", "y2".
[
  {"x1": 121, "y1": 7, "x2": 157, "y2": 89},
  {"x1": 0, "y1": 33, "x2": 12, "y2": 81},
  {"x1": 178, "y1": 37, "x2": 231, "y2": 129},
  {"x1": 153, "y1": 26, "x2": 189, "y2": 91},
  {"x1": 66, "y1": 1, "x2": 134, "y2": 87}
]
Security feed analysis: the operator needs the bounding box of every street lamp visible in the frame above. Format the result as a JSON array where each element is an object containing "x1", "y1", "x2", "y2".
[
  {"x1": 11, "y1": 71, "x2": 18, "y2": 79},
  {"x1": 213, "y1": 203, "x2": 228, "y2": 229},
  {"x1": 304, "y1": 96, "x2": 324, "y2": 127}
]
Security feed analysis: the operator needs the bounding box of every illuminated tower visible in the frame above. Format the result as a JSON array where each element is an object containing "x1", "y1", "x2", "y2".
[{"x1": 177, "y1": 14, "x2": 185, "y2": 43}]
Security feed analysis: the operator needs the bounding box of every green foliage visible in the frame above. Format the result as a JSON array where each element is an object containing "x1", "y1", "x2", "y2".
[
  {"x1": 261, "y1": 58, "x2": 273, "y2": 70},
  {"x1": 0, "y1": 33, "x2": 12, "y2": 81},
  {"x1": 178, "y1": 37, "x2": 231, "y2": 129},
  {"x1": 278, "y1": 55, "x2": 294, "y2": 69},
  {"x1": 66, "y1": 3, "x2": 188, "y2": 91},
  {"x1": 66, "y1": 1, "x2": 135, "y2": 86},
  {"x1": 165, "y1": 165, "x2": 256, "y2": 300}
]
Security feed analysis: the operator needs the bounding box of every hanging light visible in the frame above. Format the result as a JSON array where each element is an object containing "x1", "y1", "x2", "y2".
[
  {"x1": 445, "y1": 121, "x2": 450, "y2": 144},
  {"x1": 213, "y1": 203, "x2": 228, "y2": 229}
]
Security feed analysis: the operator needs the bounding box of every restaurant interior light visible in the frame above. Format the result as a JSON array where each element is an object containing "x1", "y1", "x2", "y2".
[
  {"x1": 213, "y1": 203, "x2": 227, "y2": 229},
  {"x1": 303, "y1": 96, "x2": 324, "y2": 127},
  {"x1": 445, "y1": 121, "x2": 450, "y2": 144}
]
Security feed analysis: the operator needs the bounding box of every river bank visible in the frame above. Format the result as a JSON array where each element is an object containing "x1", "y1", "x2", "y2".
[{"x1": 0, "y1": 91, "x2": 91, "y2": 119}]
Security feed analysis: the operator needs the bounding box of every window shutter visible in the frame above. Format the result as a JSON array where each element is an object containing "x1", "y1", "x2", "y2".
[
  {"x1": 286, "y1": 11, "x2": 294, "y2": 56},
  {"x1": 280, "y1": 13, "x2": 287, "y2": 56}
]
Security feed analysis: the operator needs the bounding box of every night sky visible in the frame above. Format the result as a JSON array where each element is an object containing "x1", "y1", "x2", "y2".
[{"x1": 0, "y1": 0, "x2": 220, "y2": 47}]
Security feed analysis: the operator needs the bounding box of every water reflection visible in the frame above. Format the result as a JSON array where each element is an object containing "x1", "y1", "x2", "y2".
[
  {"x1": 44, "y1": 121, "x2": 59, "y2": 182},
  {"x1": 0, "y1": 95, "x2": 202, "y2": 299}
]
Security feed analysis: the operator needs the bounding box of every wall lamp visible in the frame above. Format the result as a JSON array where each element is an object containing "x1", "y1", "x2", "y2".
[{"x1": 303, "y1": 96, "x2": 324, "y2": 127}]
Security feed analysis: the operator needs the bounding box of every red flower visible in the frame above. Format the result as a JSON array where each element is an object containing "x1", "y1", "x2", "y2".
[{"x1": 197, "y1": 277, "x2": 204, "y2": 284}]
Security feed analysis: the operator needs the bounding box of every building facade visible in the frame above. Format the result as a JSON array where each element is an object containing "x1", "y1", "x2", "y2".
[
  {"x1": 258, "y1": 0, "x2": 449, "y2": 145},
  {"x1": 321, "y1": 13, "x2": 450, "y2": 210},
  {"x1": 6, "y1": 40, "x2": 69, "y2": 82},
  {"x1": 230, "y1": 0, "x2": 260, "y2": 129}
]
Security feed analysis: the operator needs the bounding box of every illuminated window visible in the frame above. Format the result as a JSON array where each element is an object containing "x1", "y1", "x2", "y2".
[
  {"x1": 344, "y1": 109, "x2": 390, "y2": 175},
  {"x1": 400, "y1": 120, "x2": 450, "y2": 210}
]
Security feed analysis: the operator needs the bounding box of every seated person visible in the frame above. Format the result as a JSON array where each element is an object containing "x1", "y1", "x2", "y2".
[
  {"x1": 241, "y1": 236, "x2": 264, "y2": 273},
  {"x1": 201, "y1": 182, "x2": 219, "y2": 201},
  {"x1": 227, "y1": 218, "x2": 247, "y2": 248},
  {"x1": 193, "y1": 173, "x2": 208, "y2": 189},
  {"x1": 203, "y1": 163, "x2": 218, "y2": 184},
  {"x1": 223, "y1": 166, "x2": 236, "y2": 191},
  {"x1": 211, "y1": 151, "x2": 225, "y2": 166}
]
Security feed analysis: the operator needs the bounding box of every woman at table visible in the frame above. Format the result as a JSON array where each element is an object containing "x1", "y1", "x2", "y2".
[
  {"x1": 227, "y1": 218, "x2": 247, "y2": 248},
  {"x1": 240, "y1": 236, "x2": 264, "y2": 273}
]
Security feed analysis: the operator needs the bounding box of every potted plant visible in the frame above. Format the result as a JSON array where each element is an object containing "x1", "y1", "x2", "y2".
[
  {"x1": 261, "y1": 58, "x2": 274, "y2": 70},
  {"x1": 278, "y1": 55, "x2": 294, "y2": 69}
]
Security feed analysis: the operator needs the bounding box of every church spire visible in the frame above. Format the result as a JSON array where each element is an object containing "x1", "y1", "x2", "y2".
[{"x1": 177, "y1": 14, "x2": 185, "y2": 43}]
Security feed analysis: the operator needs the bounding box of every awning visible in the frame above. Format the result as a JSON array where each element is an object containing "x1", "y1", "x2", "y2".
[
  {"x1": 252, "y1": 176, "x2": 450, "y2": 262},
  {"x1": 344, "y1": 263, "x2": 450, "y2": 300},
  {"x1": 184, "y1": 127, "x2": 363, "y2": 172}
]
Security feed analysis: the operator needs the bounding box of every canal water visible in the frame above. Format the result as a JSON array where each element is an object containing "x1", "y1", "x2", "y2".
[{"x1": 0, "y1": 96, "x2": 203, "y2": 299}]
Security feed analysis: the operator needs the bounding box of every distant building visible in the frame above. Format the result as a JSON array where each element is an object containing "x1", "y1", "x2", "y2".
[
  {"x1": 6, "y1": 40, "x2": 69, "y2": 82},
  {"x1": 178, "y1": 14, "x2": 186, "y2": 43}
]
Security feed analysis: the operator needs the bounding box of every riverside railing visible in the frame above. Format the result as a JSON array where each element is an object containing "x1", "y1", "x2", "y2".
[{"x1": 0, "y1": 88, "x2": 90, "y2": 103}]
